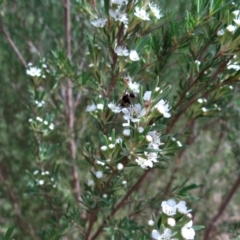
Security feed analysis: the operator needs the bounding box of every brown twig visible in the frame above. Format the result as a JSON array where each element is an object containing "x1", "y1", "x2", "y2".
[
  {"x1": 204, "y1": 173, "x2": 240, "y2": 240},
  {"x1": 91, "y1": 170, "x2": 150, "y2": 240},
  {"x1": 63, "y1": 0, "x2": 82, "y2": 204},
  {"x1": 0, "y1": 25, "x2": 27, "y2": 67}
]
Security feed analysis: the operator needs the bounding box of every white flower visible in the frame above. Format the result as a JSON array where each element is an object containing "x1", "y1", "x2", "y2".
[
  {"x1": 147, "y1": 130, "x2": 162, "y2": 149},
  {"x1": 122, "y1": 180, "x2": 127, "y2": 185},
  {"x1": 161, "y1": 199, "x2": 177, "y2": 216},
  {"x1": 176, "y1": 200, "x2": 192, "y2": 214},
  {"x1": 167, "y1": 217, "x2": 176, "y2": 227},
  {"x1": 138, "y1": 126, "x2": 144, "y2": 133},
  {"x1": 227, "y1": 64, "x2": 240, "y2": 70},
  {"x1": 181, "y1": 221, "x2": 195, "y2": 240},
  {"x1": 101, "y1": 146, "x2": 108, "y2": 151},
  {"x1": 36, "y1": 116, "x2": 43, "y2": 122},
  {"x1": 226, "y1": 24, "x2": 236, "y2": 33},
  {"x1": 109, "y1": 143, "x2": 115, "y2": 149},
  {"x1": 135, "y1": 152, "x2": 158, "y2": 169},
  {"x1": 217, "y1": 29, "x2": 225, "y2": 36},
  {"x1": 148, "y1": 219, "x2": 154, "y2": 226},
  {"x1": 49, "y1": 123, "x2": 54, "y2": 130},
  {"x1": 109, "y1": 9, "x2": 128, "y2": 25},
  {"x1": 91, "y1": 18, "x2": 107, "y2": 28},
  {"x1": 149, "y1": 3, "x2": 163, "y2": 19},
  {"x1": 108, "y1": 102, "x2": 122, "y2": 113},
  {"x1": 115, "y1": 137, "x2": 123, "y2": 144},
  {"x1": 26, "y1": 66, "x2": 41, "y2": 77},
  {"x1": 33, "y1": 170, "x2": 39, "y2": 175},
  {"x1": 38, "y1": 180, "x2": 44, "y2": 185},
  {"x1": 232, "y1": 10, "x2": 240, "y2": 17},
  {"x1": 152, "y1": 228, "x2": 173, "y2": 240},
  {"x1": 97, "y1": 103, "x2": 104, "y2": 110},
  {"x1": 87, "y1": 179, "x2": 94, "y2": 186},
  {"x1": 233, "y1": 17, "x2": 240, "y2": 26},
  {"x1": 95, "y1": 171, "x2": 103, "y2": 178},
  {"x1": 143, "y1": 91, "x2": 152, "y2": 102},
  {"x1": 123, "y1": 129, "x2": 131, "y2": 136},
  {"x1": 134, "y1": 7, "x2": 150, "y2": 21},
  {"x1": 115, "y1": 46, "x2": 129, "y2": 56},
  {"x1": 102, "y1": 194, "x2": 108, "y2": 198},
  {"x1": 111, "y1": 0, "x2": 128, "y2": 4},
  {"x1": 195, "y1": 60, "x2": 201, "y2": 66},
  {"x1": 122, "y1": 103, "x2": 146, "y2": 122},
  {"x1": 154, "y1": 99, "x2": 171, "y2": 118},
  {"x1": 128, "y1": 80, "x2": 140, "y2": 93},
  {"x1": 129, "y1": 50, "x2": 140, "y2": 61},
  {"x1": 117, "y1": 163, "x2": 124, "y2": 170},
  {"x1": 96, "y1": 160, "x2": 105, "y2": 166},
  {"x1": 86, "y1": 103, "x2": 97, "y2": 112}
]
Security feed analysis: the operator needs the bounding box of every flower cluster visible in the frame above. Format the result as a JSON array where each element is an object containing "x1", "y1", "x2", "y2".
[
  {"x1": 26, "y1": 62, "x2": 48, "y2": 78},
  {"x1": 91, "y1": 2, "x2": 164, "y2": 62},
  {"x1": 150, "y1": 199, "x2": 197, "y2": 240}
]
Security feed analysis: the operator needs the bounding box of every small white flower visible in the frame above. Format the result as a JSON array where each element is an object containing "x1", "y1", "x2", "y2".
[
  {"x1": 122, "y1": 180, "x2": 127, "y2": 185},
  {"x1": 38, "y1": 180, "x2": 44, "y2": 185},
  {"x1": 29, "y1": 118, "x2": 33, "y2": 122},
  {"x1": 148, "y1": 219, "x2": 154, "y2": 226},
  {"x1": 108, "y1": 102, "x2": 122, "y2": 113},
  {"x1": 95, "y1": 171, "x2": 103, "y2": 178},
  {"x1": 128, "y1": 80, "x2": 140, "y2": 93},
  {"x1": 101, "y1": 146, "x2": 108, "y2": 151},
  {"x1": 33, "y1": 170, "x2": 39, "y2": 175},
  {"x1": 97, "y1": 103, "x2": 104, "y2": 110},
  {"x1": 109, "y1": 143, "x2": 115, "y2": 149},
  {"x1": 43, "y1": 120, "x2": 48, "y2": 125},
  {"x1": 86, "y1": 103, "x2": 97, "y2": 112},
  {"x1": 117, "y1": 163, "x2": 124, "y2": 170},
  {"x1": 96, "y1": 160, "x2": 105, "y2": 166},
  {"x1": 152, "y1": 228, "x2": 172, "y2": 240},
  {"x1": 36, "y1": 116, "x2": 43, "y2": 122},
  {"x1": 167, "y1": 217, "x2": 176, "y2": 227},
  {"x1": 146, "y1": 135, "x2": 153, "y2": 142},
  {"x1": 129, "y1": 50, "x2": 140, "y2": 61},
  {"x1": 176, "y1": 201, "x2": 192, "y2": 214},
  {"x1": 161, "y1": 199, "x2": 177, "y2": 216},
  {"x1": 138, "y1": 126, "x2": 144, "y2": 133},
  {"x1": 177, "y1": 141, "x2": 182, "y2": 147},
  {"x1": 143, "y1": 91, "x2": 152, "y2": 102},
  {"x1": 202, "y1": 107, "x2": 207, "y2": 112},
  {"x1": 87, "y1": 179, "x2": 94, "y2": 186},
  {"x1": 134, "y1": 7, "x2": 150, "y2": 21},
  {"x1": 123, "y1": 129, "x2": 131, "y2": 136},
  {"x1": 26, "y1": 66, "x2": 41, "y2": 77},
  {"x1": 149, "y1": 3, "x2": 163, "y2": 19},
  {"x1": 45, "y1": 171, "x2": 49, "y2": 175},
  {"x1": 154, "y1": 99, "x2": 171, "y2": 118},
  {"x1": 49, "y1": 123, "x2": 54, "y2": 130},
  {"x1": 181, "y1": 221, "x2": 195, "y2": 240},
  {"x1": 103, "y1": 193, "x2": 108, "y2": 198},
  {"x1": 226, "y1": 24, "x2": 236, "y2": 33},
  {"x1": 234, "y1": 17, "x2": 240, "y2": 26},
  {"x1": 122, "y1": 103, "x2": 146, "y2": 122},
  {"x1": 109, "y1": 9, "x2": 128, "y2": 25},
  {"x1": 195, "y1": 60, "x2": 201, "y2": 66},
  {"x1": 217, "y1": 29, "x2": 225, "y2": 36},
  {"x1": 227, "y1": 63, "x2": 240, "y2": 70},
  {"x1": 147, "y1": 131, "x2": 162, "y2": 149},
  {"x1": 135, "y1": 152, "x2": 158, "y2": 169},
  {"x1": 115, "y1": 46, "x2": 129, "y2": 56},
  {"x1": 232, "y1": 10, "x2": 240, "y2": 17},
  {"x1": 115, "y1": 137, "x2": 123, "y2": 144},
  {"x1": 91, "y1": 18, "x2": 107, "y2": 28}
]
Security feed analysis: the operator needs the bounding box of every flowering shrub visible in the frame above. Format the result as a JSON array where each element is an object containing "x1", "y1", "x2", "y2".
[{"x1": 1, "y1": 0, "x2": 240, "y2": 239}]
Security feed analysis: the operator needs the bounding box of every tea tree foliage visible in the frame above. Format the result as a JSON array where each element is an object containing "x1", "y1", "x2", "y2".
[{"x1": 0, "y1": 0, "x2": 240, "y2": 239}]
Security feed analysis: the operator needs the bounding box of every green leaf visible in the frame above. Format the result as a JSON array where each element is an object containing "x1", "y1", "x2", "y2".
[
  {"x1": 193, "y1": 225, "x2": 205, "y2": 231},
  {"x1": 4, "y1": 226, "x2": 14, "y2": 240}
]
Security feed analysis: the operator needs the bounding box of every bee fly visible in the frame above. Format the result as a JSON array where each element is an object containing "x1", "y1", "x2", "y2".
[{"x1": 120, "y1": 92, "x2": 137, "y2": 107}]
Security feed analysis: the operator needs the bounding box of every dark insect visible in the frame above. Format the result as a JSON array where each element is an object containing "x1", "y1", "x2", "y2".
[{"x1": 120, "y1": 92, "x2": 137, "y2": 107}]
